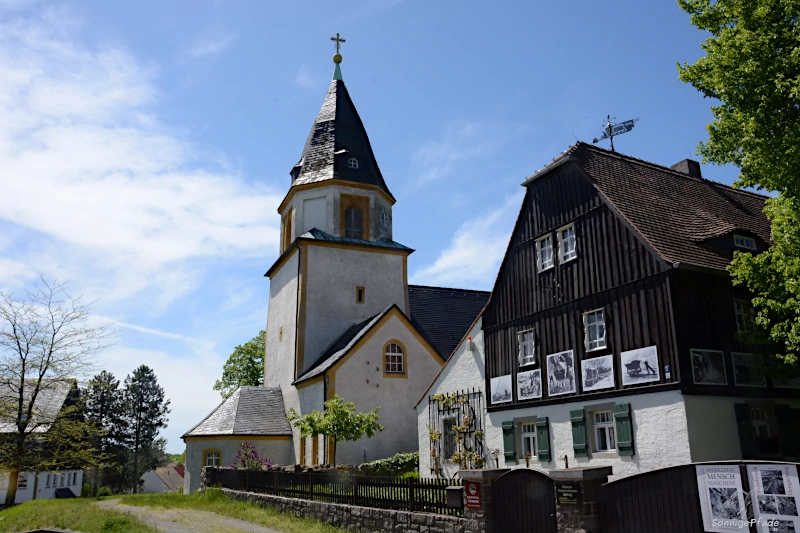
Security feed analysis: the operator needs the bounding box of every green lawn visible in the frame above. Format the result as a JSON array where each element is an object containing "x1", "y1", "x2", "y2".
[
  {"x1": 0, "y1": 498, "x2": 157, "y2": 533},
  {"x1": 117, "y1": 489, "x2": 344, "y2": 533}
]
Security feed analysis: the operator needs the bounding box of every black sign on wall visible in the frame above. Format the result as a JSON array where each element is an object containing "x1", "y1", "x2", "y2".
[{"x1": 555, "y1": 481, "x2": 582, "y2": 506}]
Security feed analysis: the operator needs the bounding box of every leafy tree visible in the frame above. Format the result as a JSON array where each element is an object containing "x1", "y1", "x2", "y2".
[
  {"x1": 0, "y1": 278, "x2": 111, "y2": 505},
  {"x1": 678, "y1": 0, "x2": 800, "y2": 372},
  {"x1": 288, "y1": 395, "x2": 382, "y2": 466},
  {"x1": 120, "y1": 365, "x2": 170, "y2": 493},
  {"x1": 730, "y1": 197, "x2": 800, "y2": 375},
  {"x1": 213, "y1": 330, "x2": 265, "y2": 399},
  {"x1": 677, "y1": 0, "x2": 800, "y2": 197},
  {"x1": 84, "y1": 371, "x2": 124, "y2": 496}
]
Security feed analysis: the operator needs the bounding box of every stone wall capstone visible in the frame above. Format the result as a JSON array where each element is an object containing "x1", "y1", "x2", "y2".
[{"x1": 221, "y1": 488, "x2": 479, "y2": 533}]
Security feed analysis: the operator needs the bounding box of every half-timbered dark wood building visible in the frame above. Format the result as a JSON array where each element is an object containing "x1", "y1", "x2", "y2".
[{"x1": 417, "y1": 142, "x2": 800, "y2": 480}]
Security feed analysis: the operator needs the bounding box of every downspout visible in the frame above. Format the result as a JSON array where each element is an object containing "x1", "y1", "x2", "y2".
[{"x1": 294, "y1": 244, "x2": 301, "y2": 381}]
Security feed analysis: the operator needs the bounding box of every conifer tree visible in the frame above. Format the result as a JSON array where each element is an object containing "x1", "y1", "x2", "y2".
[{"x1": 120, "y1": 365, "x2": 170, "y2": 493}]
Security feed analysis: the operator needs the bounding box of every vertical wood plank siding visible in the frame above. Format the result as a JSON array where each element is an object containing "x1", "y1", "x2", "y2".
[{"x1": 484, "y1": 164, "x2": 678, "y2": 407}]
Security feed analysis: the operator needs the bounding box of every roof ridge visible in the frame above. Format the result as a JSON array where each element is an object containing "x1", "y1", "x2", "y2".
[
  {"x1": 408, "y1": 284, "x2": 490, "y2": 294},
  {"x1": 579, "y1": 142, "x2": 770, "y2": 201}
]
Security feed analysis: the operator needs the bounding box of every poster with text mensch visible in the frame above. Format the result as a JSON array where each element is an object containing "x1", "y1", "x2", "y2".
[
  {"x1": 747, "y1": 464, "x2": 799, "y2": 533},
  {"x1": 696, "y1": 465, "x2": 748, "y2": 532}
]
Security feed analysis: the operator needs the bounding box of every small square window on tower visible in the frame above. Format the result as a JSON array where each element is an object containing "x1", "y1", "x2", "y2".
[{"x1": 356, "y1": 286, "x2": 365, "y2": 304}]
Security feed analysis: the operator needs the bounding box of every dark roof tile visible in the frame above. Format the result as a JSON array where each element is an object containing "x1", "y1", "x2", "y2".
[{"x1": 182, "y1": 387, "x2": 291, "y2": 438}]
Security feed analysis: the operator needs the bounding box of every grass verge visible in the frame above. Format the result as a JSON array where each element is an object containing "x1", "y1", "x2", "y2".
[
  {"x1": 0, "y1": 498, "x2": 158, "y2": 533},
  {"x1": 117, "y1": 489, "x2": 345, "y2": 533}
]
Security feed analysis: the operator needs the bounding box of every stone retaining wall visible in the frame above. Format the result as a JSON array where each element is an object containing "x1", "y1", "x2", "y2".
[{"x1": 221, "y1": 488, "x2": 478, "y2": 533}]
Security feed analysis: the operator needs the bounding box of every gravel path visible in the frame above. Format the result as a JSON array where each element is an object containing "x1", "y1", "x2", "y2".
[{"x1": 95, "y1": 499, "x2": 282, "y2": 533}]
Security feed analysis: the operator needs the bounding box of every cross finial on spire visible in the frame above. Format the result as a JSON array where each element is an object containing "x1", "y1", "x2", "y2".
[{"x1": 331, "y1": 33, "x2": 345, "y2": 58}]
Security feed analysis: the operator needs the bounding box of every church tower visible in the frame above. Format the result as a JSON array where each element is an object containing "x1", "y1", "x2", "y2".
[{"x1": 264, "y1": 40, "x2": 413, "y2": 389}]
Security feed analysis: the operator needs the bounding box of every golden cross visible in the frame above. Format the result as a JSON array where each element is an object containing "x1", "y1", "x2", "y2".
[{"x1": 330, "y1": 33, "x2": 346, "y2": 54}]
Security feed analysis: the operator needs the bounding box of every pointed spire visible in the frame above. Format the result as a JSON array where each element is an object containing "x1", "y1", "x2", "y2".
[{"x1": 333, "y1": 62, "x2": 342, "y2": 81}]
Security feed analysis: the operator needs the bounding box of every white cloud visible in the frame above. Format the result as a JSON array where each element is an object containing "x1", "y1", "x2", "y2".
[
  {"x1": 186, "y1": 33, "x2": 236, "y2": 60},
  {"x1": 0, "y1": 10, "x2": 281, "y2": 306},
  {"x1": 411, "y1": 192, "x2": 524, "y2": 288},
  {"x1": 294, "y1": 65, "x2": 321, "y2": 90}
]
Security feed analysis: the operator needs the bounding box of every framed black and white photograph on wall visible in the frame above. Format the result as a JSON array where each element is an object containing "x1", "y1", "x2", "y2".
[
  {"x1": 517, "y1": 369, "x2": 542, "y2": 401},
  {"x1": 490, "y1": 375, "x2": 513, "y2": 404},
  {"x1": 546, "y1": 350, "x2": 576, "y2": 396},
  {"x1": 581, "y1": 355, "x2": 614, "y2": 392},
  {"x1": 691, "y1": 349, "x2": 728, "y2": 385},
  {"x1": 731, "y1": 352, "x2": 767, "y2": 387},
  {"x1": 620, "y1": 346, "x2": 660, "y2": 386}
]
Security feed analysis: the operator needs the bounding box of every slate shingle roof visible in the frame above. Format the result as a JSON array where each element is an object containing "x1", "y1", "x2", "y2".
[
  {"x1": 408, "y1": 285, "x2": 490, "y2": 358},
  {"x1": 299, "y1": 228, "x2": 413, "y2": 251},
  {"x1": 0, "y1": 380, "x2": 74, "y2": 433},
  {"x1": 291, "y1": 79, "x2": 394, "y2": 201},
  {"x1": 526, "y1": 142, "x2": 771, "y2": 271},
  {"x1": 182, "y1": 387, "x2": 291, "y2": 438}
]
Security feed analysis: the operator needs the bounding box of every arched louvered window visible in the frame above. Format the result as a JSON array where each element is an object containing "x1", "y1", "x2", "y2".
[{"x1": 345, "y1": 207, "x2": 363, "y2": 239}]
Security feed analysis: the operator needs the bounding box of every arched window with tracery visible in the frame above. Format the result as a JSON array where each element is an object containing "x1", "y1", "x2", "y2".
[
  {"x1": 384, "y1": 341, "x2": 406, "y2": 375},
  {"x1": 344, "y1": 207, "x2": 363, "y2": 239}
]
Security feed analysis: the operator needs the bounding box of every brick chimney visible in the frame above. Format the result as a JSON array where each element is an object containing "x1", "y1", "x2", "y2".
[{"x1": 670, "y1": 159, "x2": 702, "y2": 179}]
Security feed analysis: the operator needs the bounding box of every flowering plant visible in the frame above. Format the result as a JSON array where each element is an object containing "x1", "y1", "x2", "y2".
[{"x1": 231, "y1": 442, "x2": 272, "y2": 471}]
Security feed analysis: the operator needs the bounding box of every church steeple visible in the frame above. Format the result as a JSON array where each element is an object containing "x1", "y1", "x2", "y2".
[{"x1": 289, "y1": 37, "x2": 394, "y2": 202}]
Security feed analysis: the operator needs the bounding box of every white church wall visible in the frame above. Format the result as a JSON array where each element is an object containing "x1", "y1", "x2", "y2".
[
  {"x1": 184, "y1": 438, "x2": 293, "y2": 493},
  {"x1": 684, "y1": 394, "x2": 800, "y2": 463},
  {"x1": 302, "y1": 245, "x2": 406, "y2": 375},
  {"x1": 333, "y1": 313, "x2": 443, "y2": 465},
  {"x1": 484, "y1": 389, "x2": 691, "y2": 481},
  {"x1": 265, "y1": 250, "x2": 299, "y2": 389},
  {"x1": 302, "y1": 196, "x2": 328, "y2": 235},
  {"x1": 293, "y1": 380, "x2": 325, "y2": 463},
  {"x1": 417, "y1": 318, "x2": 486, "y2": 479}
]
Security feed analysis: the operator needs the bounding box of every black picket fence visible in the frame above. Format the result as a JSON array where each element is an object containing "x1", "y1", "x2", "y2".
[{"x1": 205, "y1": 467, "x2": 463, "y2": 517}]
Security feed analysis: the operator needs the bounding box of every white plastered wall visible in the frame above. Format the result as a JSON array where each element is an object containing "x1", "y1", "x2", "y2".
[
  {"x1": 0, "y1": 470, "x2": 83, "y2": 503},
  {"x1": 684, "y1": 394, "x2": 800, "y2": 463},
  {"x1": 332, "y1": 312, "x2": 443, "y2": 465},
  {"x1": 484, "y1": 389, "x2": 691, "y2": 481},
  {"x1": 184, "y1": 438, "x2": 293, "y2": 493},
  {"x1": 417, "y1": 318, "x2": 486, "y2": 479},
  {"x1": 302, "y1": 245, "x2": 406, "y2": 375},
  {"x1": 264, "y1": 250, "x2": 299, "y2": 389}
]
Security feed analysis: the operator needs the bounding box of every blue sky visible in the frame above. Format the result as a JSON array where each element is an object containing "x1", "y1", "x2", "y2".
[{"x1": 0, "y1": 0, "x2": 734, "y2": 452}]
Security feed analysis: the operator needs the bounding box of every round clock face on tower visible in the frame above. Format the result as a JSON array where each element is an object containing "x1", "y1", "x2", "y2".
[{"x1": 379, "y1": 207, "x2": 389, "y2": 231}]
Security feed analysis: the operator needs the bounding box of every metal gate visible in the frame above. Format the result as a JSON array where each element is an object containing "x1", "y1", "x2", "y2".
[{"x1": 492, "y1": 468, "x2": 557, "y2": 533}]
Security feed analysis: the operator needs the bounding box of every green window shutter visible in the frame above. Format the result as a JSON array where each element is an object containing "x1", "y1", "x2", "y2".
[
  {"x1": 502, "y1": 421, "x2": 516, "y2": 462},
  {"x1": 734, "y1": 404, "x2": 757, "y2": 460},
  {"x1": 535, "y1": 417, "x2": 551, "y2": 462},
  {"x1": 776, "y1": 405, "x2": 800, "y2": 460},
  {"x1": 570, "y1": 409, "x2": 588, "y2": 458},
  {"x1": 613, "y1": 403, "x2": 634, "y2": 456}
]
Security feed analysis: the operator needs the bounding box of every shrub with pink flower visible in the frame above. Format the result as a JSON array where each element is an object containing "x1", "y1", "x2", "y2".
[{"x1": 231, "y1": 442, "x2": 273, "y2": 471}]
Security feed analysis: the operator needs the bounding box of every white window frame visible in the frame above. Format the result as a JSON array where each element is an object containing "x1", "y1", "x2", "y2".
[
  {"x1": 733, "y1": 299, "x2": 755, "y2": 333},
  {"x1": 734, "y1": 234, "x2": 757, "y2": 251},
  {"x1": 520, "y1": 422, "x2": 537, "y2": 458},
  {"x1": 535, "y1": 234, "x2": 554, "y2": 272},
  {"x1": 17, "y1": 475, "x2": 27, "y2": 489},
  {"x1": 384, "y1": 342, "x2": 405, "y2": 374},
  {"x1": 46, "y1": 473, "x2": 51, "y2": 488},
  {"x1": 60, "y1": 474, "x2": 64, "y2": 487},
  {"x1": 751, "y1": 407, "x2": 770, "y2": 439},
  {"x1": 557, "y1": 224, "x2": 577, "y2": 264},
  {"x1": 517, "y1": 329, "x2": 536, "y2": 366},
  {"x1": 583, "y1": 309, "x2": 607, "y2": 352},
  {"x1": 205, "y1": 451, "x2": 221, "y2": 467},
  {"x1": 592, "y1": 410, "x2": 616, "y2": 452}
]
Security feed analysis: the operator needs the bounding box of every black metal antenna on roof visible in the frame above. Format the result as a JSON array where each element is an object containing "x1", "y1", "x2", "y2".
[{"x1": 592, "y1": 115, "x2": 639, "y2": 152}]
